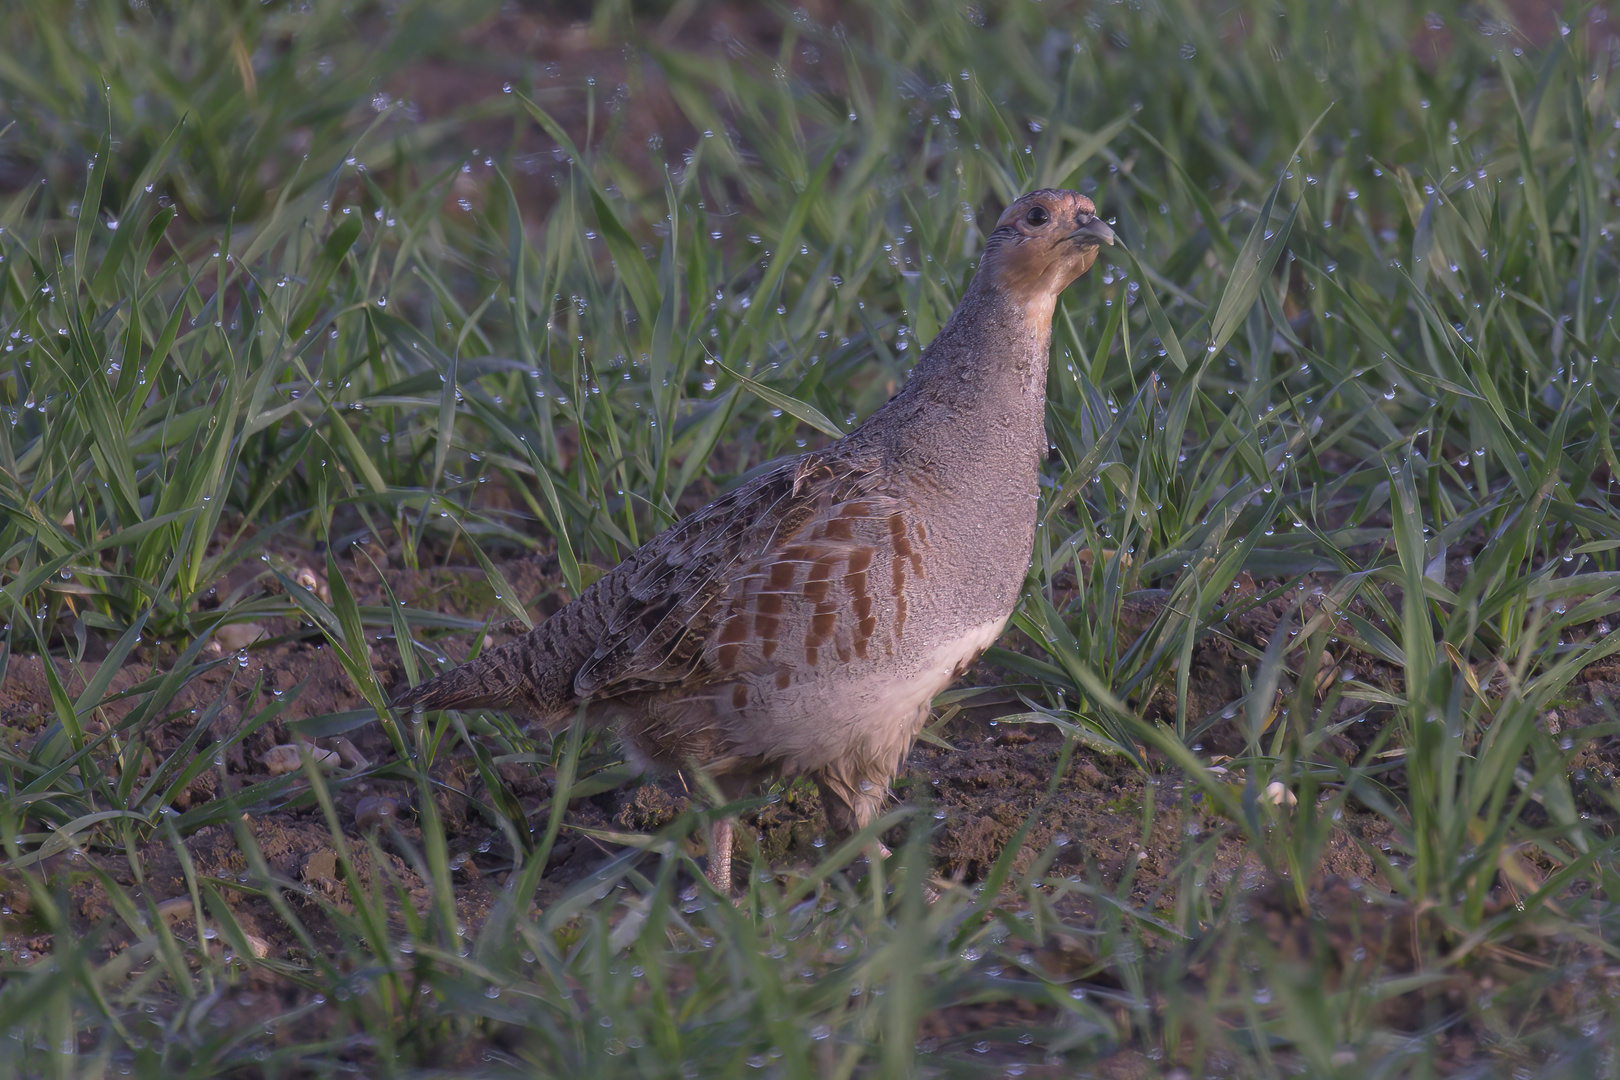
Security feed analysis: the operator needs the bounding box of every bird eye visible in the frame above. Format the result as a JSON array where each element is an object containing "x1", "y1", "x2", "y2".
[{"x1": 1025, "y1": 205, "x2": 1050, "y2": 227}]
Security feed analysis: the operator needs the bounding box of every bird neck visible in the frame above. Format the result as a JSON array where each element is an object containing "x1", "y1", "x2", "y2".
[
  {"x1": 852, "y1": 271, "x2": 1054, "y2": 485},
  {"x1": 906, "y1": 272, "x2": 1054, "y2": 401}
]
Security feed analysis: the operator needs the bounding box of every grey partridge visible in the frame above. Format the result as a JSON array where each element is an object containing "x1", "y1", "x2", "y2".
[{"x1": 395, "y1": 190, "x2": 1115, "y2": 889}]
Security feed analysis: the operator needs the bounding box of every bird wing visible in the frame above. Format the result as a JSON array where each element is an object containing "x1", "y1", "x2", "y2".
[{"x1": 572, "y1": 451, "x2": 884, "y2": 698}]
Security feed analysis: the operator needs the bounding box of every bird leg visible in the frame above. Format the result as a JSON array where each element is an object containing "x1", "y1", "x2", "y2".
[{"x1": 706, "y1": 816, "x2": 734, "y2": 894}]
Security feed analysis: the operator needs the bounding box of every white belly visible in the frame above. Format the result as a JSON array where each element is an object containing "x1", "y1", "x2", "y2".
[
  {"x1": 869, "y1": 616, "x2": 1006, "y2": 721},
  {"x1": 755, "y1": 616, "x2": 1008, "y2": 771}
]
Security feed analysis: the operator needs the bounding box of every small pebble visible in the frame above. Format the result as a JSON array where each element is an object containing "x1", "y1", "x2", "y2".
[
  {"x1": 261, "y1": 744, "x2": 339, "y2": 775},
  {"x1": 355, "y1": 795, "x2": 400, "y2": 830},
  {"x1": 1264, "y1": 780, "x2": 1297, "y2": 807}
]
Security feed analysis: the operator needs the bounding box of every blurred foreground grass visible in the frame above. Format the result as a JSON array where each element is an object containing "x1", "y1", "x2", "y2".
[{"x1": 1, "y1": 0, "x2": 1619, "y2": 1076}]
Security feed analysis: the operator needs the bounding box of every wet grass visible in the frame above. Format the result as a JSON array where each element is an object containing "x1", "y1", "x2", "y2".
[{"x1": 1, "y1": 0, "x2": 1619, "y2": 1075}]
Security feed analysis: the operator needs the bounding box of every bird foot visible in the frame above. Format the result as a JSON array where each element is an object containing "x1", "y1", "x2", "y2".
[{"x1": 705, "y1": 817, "x2": 734, "y2": 895}]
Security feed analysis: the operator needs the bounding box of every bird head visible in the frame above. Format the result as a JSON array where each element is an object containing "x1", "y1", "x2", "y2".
[{"x1": 980, "y1": 189, "x2": 1114, "y2": 321}]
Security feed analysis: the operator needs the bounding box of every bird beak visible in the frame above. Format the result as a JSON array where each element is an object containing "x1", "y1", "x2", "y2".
[{"x1": 1068, "y1": 217, "x2": 1116, "y2": 247}]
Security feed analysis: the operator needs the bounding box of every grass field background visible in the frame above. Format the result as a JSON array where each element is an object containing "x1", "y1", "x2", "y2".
[{"x1": 1, "y1": 0, "x2": 1618, "y2": 1075}]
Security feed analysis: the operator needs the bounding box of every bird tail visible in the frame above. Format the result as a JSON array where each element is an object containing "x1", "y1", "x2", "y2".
[{"x1": 391, "y1": 644, "x2": 523, "y2": 715}]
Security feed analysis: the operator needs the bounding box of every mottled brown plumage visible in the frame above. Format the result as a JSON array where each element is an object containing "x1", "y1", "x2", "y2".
[{"x1": 395, "y1": 190, "x2": 1114, "y2": 888}]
